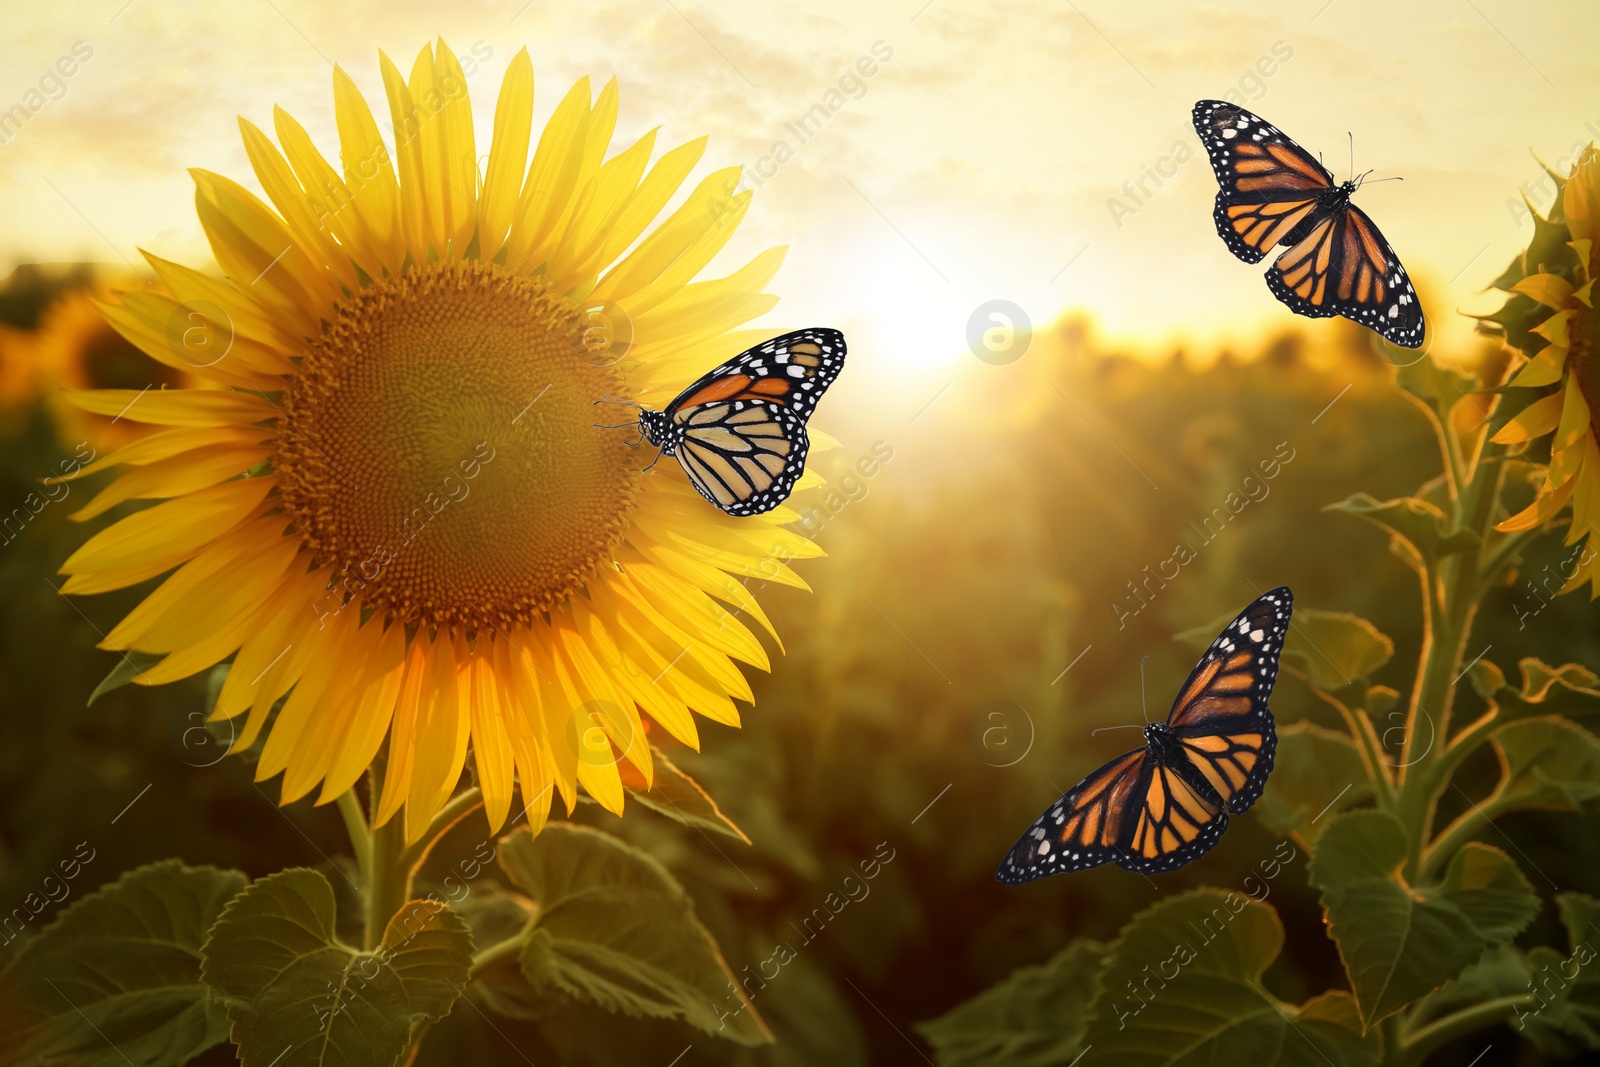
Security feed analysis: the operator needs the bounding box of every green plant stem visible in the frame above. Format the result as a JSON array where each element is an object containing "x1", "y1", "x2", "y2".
[
  {"x1": 337, "y1": 789, "x2": 371, "y2": 884},
  {"x1": 469, "y1": 918, "x2": 535, "y2": 980},
  {"x1": 1421, "y1": 781, "x2": 1508, "y2": 879},
  {"x1": 1397, "y1": 994, "x2": 1535, "y2": 1066},
  {"x1": 1397, "y1": 429, "x2": 1506, "y2": 876},
  {"x1": 398, "y1": 787, "x2": 485, "y2": 876},
  {"x1": 364, "y1": 799, "x2": 411, "y2": 951}
]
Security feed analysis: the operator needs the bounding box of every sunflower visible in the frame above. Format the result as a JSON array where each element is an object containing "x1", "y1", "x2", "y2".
[
  {"x1": 57, "y1": 40, "x2": 822, "y2": 841},
  {"x1": 28, "y1": 283, "x2": 197, "y2": 448},
  {"x1": 1489, "y1": 145, "x2": 1600, "y2": 597}
]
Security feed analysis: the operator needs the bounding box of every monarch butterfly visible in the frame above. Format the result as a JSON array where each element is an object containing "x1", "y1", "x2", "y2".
[
  {"x1": 1192, "y1": 100, "x2": 1424, "y2": 349},
  {"x1": 616, "y1": 328, "x2": 845, "y2": 517},
  {"x1": 996, "y1": 588, "x2": 1292, "y2": 883}
]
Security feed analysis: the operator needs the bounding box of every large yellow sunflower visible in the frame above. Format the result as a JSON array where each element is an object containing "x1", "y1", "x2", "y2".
[
  {"x1": 58, "y1": 41, "x2": 821, "y2": 841},
  {"x1": 1492, "y1": 145, "x2": 1600, "y2": 596}
]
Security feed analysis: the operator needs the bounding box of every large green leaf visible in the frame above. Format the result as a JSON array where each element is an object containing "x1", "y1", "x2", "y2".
[
  {"x1": 622, "y1": 747, "x2": 750, "y2": 843},
  {"x1": 0, "y1": 860, "x2": 245, "y2": 1067},
  {"x1": 1308, "y1": 811, "x2": 1485, "y2": 1029},
  {"x1": 915, "y1": 940, "x2": 1106, "y2": 1066},
  {"x1": 1080, "y1": 890, "x2": 1379, "y2": 1066},
  {"x1": 1281, "y1": 609, "x2": 1394, "y2": 692},
  {"x1": 200, "y1": 868, "x2": 473, "y2": 1067},
  {"x1": 1490, "y1": 715, "x2": 1600, "y2": 811},
  {"x1": 1324, "y1": 494, "x2": 1476, "y2": 571},
  {"x1": 1256, "y1": 722, "x2": 1372, "y2": 844},
  {"x1": 1437, "y1": 843, "x2": 1540, "y2": 942},
  {"x1": 497, "y1": 823, "x2": 770, "y2": 1045}
]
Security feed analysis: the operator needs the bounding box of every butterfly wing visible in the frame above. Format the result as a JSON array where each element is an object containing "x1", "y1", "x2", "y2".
[
  {"x1": 996, "y1": 749, "x2": 1153, "y2": 884},
  {"x1": 1118, "y1": 762, "x2": 1231, "y2": 876},
  {"x1": 1265, "y1": 204, "x2": 1424, "y2": 348},
  {"x1": 1165, "y1": 587, "x2": 1293, "y2": 815},
  {"x1": 1192, "y1": 100, "x2": 1334, "y2": 265},
  {"x1": 664, "y1": 328, "x2": 846, "y2": 516},
  {"x1": 995, "y1": 747, "x2": 1230, "y2": 884}
]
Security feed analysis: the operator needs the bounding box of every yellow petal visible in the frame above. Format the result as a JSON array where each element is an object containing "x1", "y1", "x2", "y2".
[
  {"x1": 239, "y1": 117, "x2": 360, "y2": 294},
  {"x1": 191, "y1": 169, "x2": 334, "y2": 329},
  {"x1": 598, "y1": 136, "x2": 707, "y2": 268},
  {"x1": 431, "y1": 39, "x2": 478, "y2": 252},
  {"x1": 468, "y1": 648, "x2": 517, "y2": 831},
  {"x1": 479, "y1": 49, "x2": 534, "y2": 255},
  {"x1": 60, "y1": 477, "x2": 274, "y2": 589},
  {"x1": 1491, "y1": 390, "x2": 1564, "y2": 445},
  {"x1": 64, "y1": 387, "x2": 275, "y2": 427},
  {"x1": 1509, "y1": 344, "x2": 1569, "y2": 388},
  {"x1": 508, "y1": 78, "x2": 592, "y2": 269},
  {"x1": 1554, "y1": 374, "x2": 1593, "y2": 453},
  {"x1": 1512, "y1": 273, "x2": 1574, "y2": 312},
  {"x1": 1496, "y1": 475, "x2": 1576, "y2": 532},
  {"x1": 332, "y1": 65, "x2": 403, "y2": 274},
  {"x1": 379, "y1": 50, "x2": 432, "y2": 256},
  {"x1": 320, "y1": 622, "x2": 407, "y2": 802}
]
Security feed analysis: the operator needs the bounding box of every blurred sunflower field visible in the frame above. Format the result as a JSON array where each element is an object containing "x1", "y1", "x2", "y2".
[{"x1": 1, "y1": 15, "x2": 1599, "y2": 1067}]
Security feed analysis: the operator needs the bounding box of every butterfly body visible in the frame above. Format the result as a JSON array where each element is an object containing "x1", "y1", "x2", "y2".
[
  {"x1": 1193, "y1": 99, "x2": 1423, "y2": 348},
  {"x1": 629, "y1": 328, "x2": 845, "y2": 516},
  {"x1": 996, "y1": 588, "x2": 1293, "y2": 884}
]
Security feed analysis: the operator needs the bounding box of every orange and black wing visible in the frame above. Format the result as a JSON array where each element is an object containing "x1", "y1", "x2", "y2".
[
  {"x1": 1166, "y1": 587, "x2": 1293, "y2": 815},
  {"x1": 995, "y1": 748, "x2": 1230, "y2": 883},
  {"x1": 1192, "y1": 100, "x2": 1333, "y2": 264},
  {"x1": 1265, "y1": 204, "x2": 1424, "y2": 348},
  {"x1": 663, "y1": 328, "x2": 845, "y2": 516}
]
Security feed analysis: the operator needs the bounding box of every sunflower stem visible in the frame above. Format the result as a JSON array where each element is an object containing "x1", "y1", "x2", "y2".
[
  {"x1": 364, "y1": 803, "x2": 411, "y2": 952},
  {"x1": 336, "y1": 789, "x2": 371, "y2": 885}
]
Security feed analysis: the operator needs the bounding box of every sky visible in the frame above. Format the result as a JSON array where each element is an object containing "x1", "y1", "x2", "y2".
[{"x1": 2, "y1": 0, "x2": 1598, "y2": 384}]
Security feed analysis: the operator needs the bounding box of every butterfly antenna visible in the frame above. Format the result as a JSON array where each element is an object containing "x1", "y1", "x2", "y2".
[
  {"x1": 1091, "y1": 724, "x2": 1146, "y2": 736},
  {"x1": 1348, "y1": 131, "x2": 1354, "y2": 184},
  {"x1": 1139, "y1": 654, "x2": 1152, "y2": 725}
]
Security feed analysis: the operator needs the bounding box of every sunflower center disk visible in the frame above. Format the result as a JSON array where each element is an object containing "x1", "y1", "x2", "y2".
[{"x1": 279, "y1": 261, "x2": 638, "y2": 629}]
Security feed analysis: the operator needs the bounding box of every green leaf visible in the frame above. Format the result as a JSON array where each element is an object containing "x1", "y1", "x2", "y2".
[
  {"x1": 200, "y1": 868, "x2": 473, "y2": 1067},
  {"x1": 1281, "y1": 609, "x2": 1395, "y2": 691},
  {"x1": 915, "y1": 940, "x2": 1106, "y2": 1067},
  {"x1": 624, "y1": 748, "x2": 751, "y2": 844},
  {"x1": 1396, "y1": 356, "x2": 1473, "y2": 411},
  {"x1": 1476, "y1": 658, "x2": 1600, "y2": 720},
  {"x1": 1419, "y1": 943, "x2": 1535, "y2": 1018},
  {"x1": 1080, "y1": 890, "x2": 1379, "y2": 1066},
  {"x1": 1557, "y1": 892, "x2": 1600, "y2": 952},
  {"x1": 87, "y1": 651, "x2": 164, "y2": 705},
  {"x1": 1256, "y1": 722, "x2": 1372, "y2": 845},
  {"x1": 1437, "y1": 843, "x2": 1540, "y2": 942},
  {"x1": 0, "y1": 860, "x2": 245, "y2": 1067},
  {"x1": 497, "y1": 823, "x2": 771, "y2": 1046},
  {"x1": 1309, "y1": 810, "x2": 1484, "y2": 1029},
  {"x1": 1490, "y1": 715, "x2": 1600, "y2": 811},
  {"x1": 1325, "y1": 493, "x2": 1477, "y2": 570},
  {"x1": 1519, "y1": 944, "x2": 1600, "y2": 1054}
]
